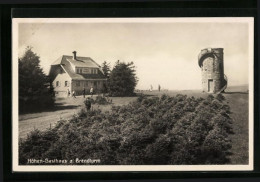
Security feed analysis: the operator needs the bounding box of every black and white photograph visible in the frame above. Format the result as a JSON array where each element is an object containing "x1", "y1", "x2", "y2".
[{"x1": 12, "y1": 18, "x2": 254, "y2": 171}]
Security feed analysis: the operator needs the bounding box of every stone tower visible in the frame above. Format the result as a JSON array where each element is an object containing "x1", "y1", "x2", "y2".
[{"x1": 198, "y1": 48, "x2": 227, "y2": 93}]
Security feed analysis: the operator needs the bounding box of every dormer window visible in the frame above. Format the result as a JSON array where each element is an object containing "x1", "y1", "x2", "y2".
[
  {"x1": 91, "y1": 69, "x2": 98, "y2": 74},
  {"x1": 76, "y1": 68, "x2": 82, "y2": 74},
  {"x1": 76, "y1": 67, "x2": 98, "y2": 74}
]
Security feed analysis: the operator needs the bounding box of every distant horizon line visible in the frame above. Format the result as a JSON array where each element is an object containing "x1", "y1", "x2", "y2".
[{"x1": 136, "y1": 84, "x2": 249, "y2": 91}]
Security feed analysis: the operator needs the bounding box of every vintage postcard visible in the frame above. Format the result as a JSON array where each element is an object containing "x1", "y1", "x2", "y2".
[{"x1": 12, "y1": 18, "x2": 254, "y2": 171}]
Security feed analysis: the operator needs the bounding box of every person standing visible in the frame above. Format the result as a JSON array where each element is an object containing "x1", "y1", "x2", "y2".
[
  {"x1": 72, "y1": 90, "x2": 76, "y2": 98},
  {"x1": 83, "y1": 88, "x2": 86, "y2": 98},
  {"x1": 150, "y1": 85, "x2": 153, "y2": 92},
  {"x1": 158, "y1": 84, "x2": 161, "y2": 92},
  {"x1": 85, "y1": 97, "x2": 92, "y2": 111},
  {"x1": 90, "y1": 86, "x2": 94, "y2": 97},
  {"x1": 67, "y1": 89, "x2": 70, "y2": 97}
]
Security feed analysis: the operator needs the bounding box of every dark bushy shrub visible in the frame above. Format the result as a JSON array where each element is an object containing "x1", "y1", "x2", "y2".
[
  {"x1": 84, "y1": 96, "x2": 112, "y2": 107},
  {"x1": 137, "y1": 93, "x2": 147, "y2": 103},
  {"x1": 19, "y1": 94, "x2": 233, "y2": 165},
  {"x1": 94, "y1": 95, "x2": 112, "y2": 105},
  {"x1": 215, "y1": 94, "x2": 226, "y2": 102}
]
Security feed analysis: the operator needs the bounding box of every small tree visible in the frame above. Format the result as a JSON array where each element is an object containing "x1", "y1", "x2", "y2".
[
  {"x1": 101, "y1": 61, "x2": 111, "y2": 93},
  {"x1": 19, "y1": 46, "x2": 54, "y2": 113},
  {"x1": 108, "y1": 60, "x2": 138, "y2": 96},
  {"x1": 101, "y1": 61, "x2": 111, "y2": 78}
]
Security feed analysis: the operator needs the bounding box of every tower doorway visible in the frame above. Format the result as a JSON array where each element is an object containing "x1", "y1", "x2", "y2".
[{"x1": 208, "y1": 79, "x2": 214, "y2": 93}]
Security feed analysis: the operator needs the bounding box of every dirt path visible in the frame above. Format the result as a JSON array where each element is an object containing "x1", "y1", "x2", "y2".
[
  {"x1": 19, "y1": 96, "x2": 137, "y2": 139},
  {"x1": 19, "y1": 97, "x2": 85, "y2": 139},
  {"x1": 19, "y1": 109, "x2": 77, "y2": 139}
]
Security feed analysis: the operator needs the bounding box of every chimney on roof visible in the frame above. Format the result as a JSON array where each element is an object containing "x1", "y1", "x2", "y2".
[{"x1": 72, "y1": 51, "x2": 77, "y2": 60}]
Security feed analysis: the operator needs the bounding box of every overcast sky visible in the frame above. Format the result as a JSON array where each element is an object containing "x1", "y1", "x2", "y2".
[{"x1": 18, "y1": 19, "x2": 251, "y2": 90}]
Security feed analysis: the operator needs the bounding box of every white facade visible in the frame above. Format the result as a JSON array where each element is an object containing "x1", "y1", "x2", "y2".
[
  {"x1": 52, "y1": 72, "x2": 72, "y2": 97},
  {"x1": 50, "y1": 52, "x2": 107, "y2": 97}
]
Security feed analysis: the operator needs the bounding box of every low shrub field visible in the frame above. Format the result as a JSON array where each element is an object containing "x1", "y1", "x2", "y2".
[{"x1": 19, "y1": 94, "x2": 233, "y2": 165}]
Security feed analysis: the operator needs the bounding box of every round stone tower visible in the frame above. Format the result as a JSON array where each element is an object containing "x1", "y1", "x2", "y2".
[{"x1": 198, "y1": 48, "x2": 227, "y2": 93}]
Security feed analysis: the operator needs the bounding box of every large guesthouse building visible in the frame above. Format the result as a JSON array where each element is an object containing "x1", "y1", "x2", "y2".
[{"x1": 49, "y1": 51, "x2": 107, "y2": 97}]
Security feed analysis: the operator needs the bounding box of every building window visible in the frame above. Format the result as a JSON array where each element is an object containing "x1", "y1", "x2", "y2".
[
  {"x1": 91, "y1": 69, "x2": 98, "y2": 74},
  {"x1": 94, "y1": 81, "x2": 97, "y2": 86},
  {"x1": 76, "y1": 81, "x2": 80, "y2": 87},
  {"x1": 76, "y1": 68, "x2": 82, "y2": 74},
  {"x1": 85, "y1": 81, "x2": 88, "y2": 87},
  {"x1": 56, "y1": 81, "x2": 60, "y2": 87},
  {"x1": 65, "y1": 81, "x2": 69, "y2": 87}
]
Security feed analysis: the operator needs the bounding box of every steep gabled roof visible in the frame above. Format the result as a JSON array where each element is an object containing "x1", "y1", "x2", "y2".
[
  {"x1": 67, "y1": 57, "x2": 100, "y2": 68},
  {"x1": 49, "y1": 55, "x2": 106, "y2": 81},
  {"x1": 51, "y1": 55, "x2": 64, "y2": 65},
  {"x1": 51, "y1": 55, "x2": 100, "y2": 67}
]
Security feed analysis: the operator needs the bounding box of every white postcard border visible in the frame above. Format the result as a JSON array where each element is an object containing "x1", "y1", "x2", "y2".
[{"x1": 12, "y1": 17, "x2": 254, "y2": 172}]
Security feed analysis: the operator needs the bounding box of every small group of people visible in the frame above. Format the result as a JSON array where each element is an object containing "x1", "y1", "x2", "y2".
[
  {"x1": 67, "y1": 90, "x2": 76, "y2": 98},
  {"x1": 82, "y1": 87, "x2": 94, "y2": 98},
  {"x1": 67, "y1": 86, "x2": 94, "y2": 98},
  {"x1": 149, "y1": 84, "x2": 161, "y2": 92}
]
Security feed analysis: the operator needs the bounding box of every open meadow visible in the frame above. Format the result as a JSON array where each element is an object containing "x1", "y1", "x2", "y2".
[{"x1": 19, "y1": 85, "x2": 249, "y2": 164}]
